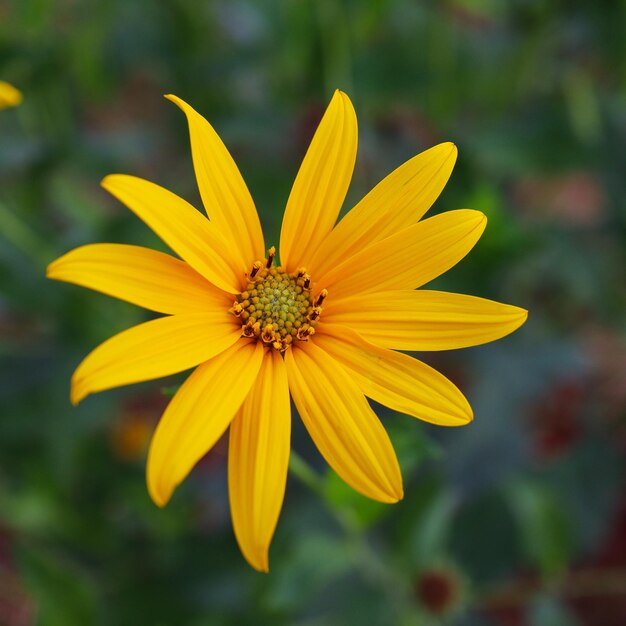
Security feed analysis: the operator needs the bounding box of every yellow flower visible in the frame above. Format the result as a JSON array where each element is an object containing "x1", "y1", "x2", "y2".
[
  {"x1": 47, "y1": 91, "x2": 527, "y2": 571},
  {"x1": 0, "y1": 81, "x2": 22, "y2": 109}
]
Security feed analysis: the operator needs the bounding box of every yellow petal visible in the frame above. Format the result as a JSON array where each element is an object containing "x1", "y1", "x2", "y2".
[
  {"x1": 165, "y1": 95, "x2": 265, "y2": 268},
  {"x1": 285, "y1": 342, "x2": 402, "y2": 503},
  {"x1": 71, "y1": 313, "x2": 242, "y2": 405},
  {"x1": 147, "y1": 340, "x2": 264, "y2": 507},
  {"x1": 47, "y1": 244, "x2": 231, "y2": 315},
  {"x1": 280, "y1": 90, "x2": 358, "y2": 272},
  {"x1": 318, "y1": 209, "x2": 486, "y2": 298},
  {"x1": 315, "y1": 324, "x2": 472, "y2": 426},
  {"x1": 101, "y1": 174, "x2": 244, "y2": 293},
  {"x1": 323, "y1": 290, "x2": 528, "y2": 351},
  {"x1": 229, "y1": 350, "x2": 290, "y2": 572},
  {"x1": 0, "y1": 81, "x2": 22, "y2": 109},
  {"x1": 309, "y1": 143, "x2": 457, "y2": 278}
]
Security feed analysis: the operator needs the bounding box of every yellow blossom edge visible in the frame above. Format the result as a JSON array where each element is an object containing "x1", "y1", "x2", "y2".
[{"x1": 0, "y1": 81, "x2": 22, "y2": 109}]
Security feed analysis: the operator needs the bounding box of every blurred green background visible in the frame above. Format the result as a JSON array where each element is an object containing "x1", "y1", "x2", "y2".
[{"x1": 1, "y1": 1, "x2": 625, "y2": 624}]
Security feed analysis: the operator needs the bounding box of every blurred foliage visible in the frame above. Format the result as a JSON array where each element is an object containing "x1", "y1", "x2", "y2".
[{"x1": 1, "y1": 0, "x2": 626, "y2": 625}]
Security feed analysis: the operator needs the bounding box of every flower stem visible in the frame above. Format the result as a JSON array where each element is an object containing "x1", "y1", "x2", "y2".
[
  {"x1": 0, "y1": 201, "x2": 53, "y2": 266},
  {"x1": 288, "y1": 449, "x2": 324, "y2": 496}
]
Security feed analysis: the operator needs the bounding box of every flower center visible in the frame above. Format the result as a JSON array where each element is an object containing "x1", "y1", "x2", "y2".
[{"x1": 230, "y1": 247, "x2": 327, "y2": 352}]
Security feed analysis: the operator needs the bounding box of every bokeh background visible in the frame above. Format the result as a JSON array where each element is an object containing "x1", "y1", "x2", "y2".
[{"x1": 1, "y1": 1, "x2": 625, "y2": 624}]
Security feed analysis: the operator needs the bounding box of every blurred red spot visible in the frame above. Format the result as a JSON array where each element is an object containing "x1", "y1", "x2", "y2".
[
  {"x1": 514, "y1": 172, "x2": 605, "y2": 226},
  {"x1": 415, "y1": 568, "x2": 460, "y2": 615},
  {"x1": 582, "y1": 326, "x2": 626, "y2": 425},
  {"x1": 0, "y1": 526, "x2": 36, "y2": 626},
  {"x1": 532, "y1": 379, "x2": 584, "y2": 460}
]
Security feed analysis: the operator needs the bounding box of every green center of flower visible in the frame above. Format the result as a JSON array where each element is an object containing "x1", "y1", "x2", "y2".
[{"x1": 230, "y1": 247, "x2": 327, "y2": 352}]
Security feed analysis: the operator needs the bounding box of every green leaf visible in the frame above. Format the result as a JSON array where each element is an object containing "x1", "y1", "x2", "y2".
[
  {"x1": 395, "y1": 477, "x2": 455, "y2": 568},
  {"x1": 322, "y1": 469, "x2": 389, "y2": 529},
  {"x1": 506, "y1": 479, "x2": 573, "y2": 577},
  {"x1": 17, "y1": 542, "x2": 97, "y2": 626}
]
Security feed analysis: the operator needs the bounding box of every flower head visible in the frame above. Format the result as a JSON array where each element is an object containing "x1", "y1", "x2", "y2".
[
  {"x1": 0, "y1": 81, "x2": 22, "y2": 109},
  {"x1": 47, "y1": 90, "x2": 527, "y2": 571}
]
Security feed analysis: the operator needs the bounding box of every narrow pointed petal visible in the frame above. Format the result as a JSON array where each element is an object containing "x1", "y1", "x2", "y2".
[
  {"x1": 315, "y1": 324, "x2": 472, "y2": 426},
  {"x1": 323, "y1": 290, "x2": 528, "y2": 351},
  {"x1": 229, "y1": 351, "x2": 290, "y2": 572},
  {"x1": 309, "y1": 143, "x2": 457, "y2": 278},
  {"x1": 71, "y1": 313, "x2": 241, "y2": 405},
  {"x1": 0, "y1": 81, "x2": 22, "y2": 109},
  {"x1": 285, "y1": 342, "x2": 402, "y2": 503},
  {"x1": 101, "y1": 174, "x2": 244, "y2": 293},
  {"x1": 47, "y1": 244, "x2": 231, "y2": 315},
  {"x1": 280, "y1": 90, "x2": 358, "y2": 272},
  {"x1": 147, "y1": 340, "x2": 264, "y2": 507},
  {"x1": 318, "y1": 209, "x2": 486, "y2": 298},
  {"x1": 165, "y1": 95, "x2": 265, "y2": 268}
]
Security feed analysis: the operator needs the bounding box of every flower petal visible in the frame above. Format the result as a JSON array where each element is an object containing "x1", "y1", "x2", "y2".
[
  {"x1": 165, "y1": 94, "x2": 265, "y2": 268},
  {"x1": 323, "y1": 290, "x2": 528, "y2": 351},
  {"x1": 71, "y1": 313, "x2": 241, "y2": 405},
  {"x1": 285, "y1": 342, "x2": 402, "y2": 503},
  {"x1": 101, "y1": 174, "x2": 244, "y2": 293},
  {"x1": 47, "y1": 243, "x2": 231, "y2": 315},
  {"x1": 280, "y1": 90, "x2": 358, "y2": 272},
  {"x1": 317, "y1": 209, "x2": 486, "y2": 298},
  {"x1": 147, "y1": 340, "x2": 264, "y2": 507},
  {"x1": 0, "y1": 81, "x2": 22, "y2": 109},
  {"x1": 315, "y1": 324, "x2": 472, "y2": 426},
  {"x1": 309, "y1": 142, "x2": 458, "y2": 278},
  {"x1": 228, "y1": 350, "x2": 290, "y2": 572}
]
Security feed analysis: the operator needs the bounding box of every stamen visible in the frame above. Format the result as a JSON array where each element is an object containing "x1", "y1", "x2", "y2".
[
  {"x1": 230, "y1": 301, "x2": 244, "y2": 316},
  {"x1": 249, "y1": 261, "x2": 263, "y2": 279},
  {"x1": 314, "y1": 289, "x2": 328, "y2": 307},
  {"x1": 265, "y1": 246, "x2": 276, "y2": 268},
  {"x1": 307, "y1": 306, "x2": 322, "y2": 322},
  {"x1": 296, "y1": 325, "x2": 315, "y2": 341},
  {"x1": 261, "y1": 324, "x2": 275, "y2": 343},
  {"x1": 296, "y1": 270, "x2": 311, "y2": 290}
]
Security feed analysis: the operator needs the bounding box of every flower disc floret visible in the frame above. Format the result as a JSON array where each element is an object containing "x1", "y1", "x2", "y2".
[{"x1": 231, "y1": 248, "x2": 326, "y2": 351}]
